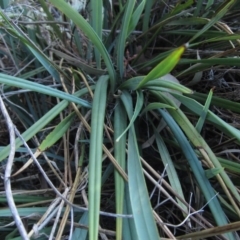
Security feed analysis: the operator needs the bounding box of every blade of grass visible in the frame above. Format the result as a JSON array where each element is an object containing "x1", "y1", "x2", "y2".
[
  {"x1": 116, "y1": 90, "x2": 144, "y2": 142},
  {"x1": 155, "y1": 132, "x2": 189, "y2": 219},
  {"x1": 184, "y1": 92, "x2": 240, "y2": 113},
  {"x1": 141, "y1": 102, "x2": 175, "y2": 115},
  {"x1": 123, "y1": 183, "x2": 138, "y2": 240},
  {"x1": 189, "y1": 0, "x2": 236, "y2": 43},
  {"x1": 151, "y1": 91, "x2": 240, "y2": 217},
  {"x1": 0, "y1": 87, "x2": 92, "y2": 162},
  {"x1": 137, "y1": 44, "x2": 187, "y2": 89},
  {"x1": 195, "y1": 88, "x2": 213, "y2": 133},
  {"x1": 88, "y1": 75, "x2": 109, "y2": 240},
  {"x1": 120, "y1": 91, "x2": 159, "y2": 240},
  {"x1": 48, "y1": 0, "x2": 116, "y2": 91},
  {"x1": 11, "y1": 112, "x2": 76, "y2": 177},
  {"x1": 0, "y1": 10, "x2": 62, "y2": 82},
  {"x1": 116, "y1": 0, "x2": 136, "y2": 78},
  {"x1": 171, "y1": 92, "x2": 240, "y2": 140},
  {"x1": 120, "y1": 75, "x2": 193, "y2": 93},
  {"x1": 0, "y1": 73, "x2": 91, "y2": 108},
  {"x1": 172, "y1": 0, "x2": 195, "y2": 16},
  {"x1": 114, "y1": 100, "x2": 127, "y2": 240},
  {"x1": 127, "y1": 0, "x2": 146, "y2": 36},
  {"x1": 142, "y1": 0, "x2": 154, "y2": 32},
  {"x1": 158, "y1": 108, "x2": 234, "y2": 240},
  {"x1": 218, "y1": 157, "x2": 240, "y2": 174},
  {"x1": 72, "y1": 212, "x2": 89, "y2": 240},
  {"x1": 90, "y1": 0, "x2": 102, "y2": 68}
]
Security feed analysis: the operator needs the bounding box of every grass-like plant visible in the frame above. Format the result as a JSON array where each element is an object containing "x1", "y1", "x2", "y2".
[{"x1": 0, "y1": 0, "x2": 240, "y2": 239}]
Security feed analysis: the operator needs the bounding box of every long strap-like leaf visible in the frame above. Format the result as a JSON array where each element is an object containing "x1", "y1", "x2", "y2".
[
  {"x1": 121, "y1": 91, "x2": 159, "y2": 240},
  {"x1": 158, "y1": 108, "x2": 234, "y2": 240},
  {"x1": 88, "y1": 75, "x2": 109, "y2": 240}
]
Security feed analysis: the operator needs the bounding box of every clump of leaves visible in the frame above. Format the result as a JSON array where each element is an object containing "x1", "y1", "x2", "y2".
[{"x1": 0, "y1": 0, "x2": 240, "y2": 239}]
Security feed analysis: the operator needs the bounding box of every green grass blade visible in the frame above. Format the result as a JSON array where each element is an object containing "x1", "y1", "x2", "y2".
[
  {"x1": 120, "y1": 91, "x2": 159, "y2": 240},
  {"x1": 194, "y1": 0, "x2": 204, "y2": 16},
  {"x1": 152, "y1": 91, "x2": 240, "y2": 215},
  {"x1": 142, "y1": 0, "x2": 154, "y2": 32},
  {"x1": 0, "y1": 73, "x2": 91, "y2": 108},
  {"x1": 137, "y1": 44, "x2": 187, "y2": 89},
  {"x1": 218, "y1": 157, "x2": 240, "y2": 174},
  {"x1": 116, "y1": 0, "x2": 136, "y2": 78},
  {"x1": 171, "y1": 0, "x2": 195, "y2": 15},
  {"x1": 185, "y1": 92, "x2": 240, "y2": 113},
  {"x1": 141, "y1": 103, "x2": 175, "y2": 115},
  {"x1": 155, "y1": 133, "x2": 188, "y2": 218},
  {"x1": 48, "y1": 0, "x2": 116, "y2": 91},
  {"x1": 88, "y1": 75, "x2": 109, "y2": 240},
  {"x1": 116, "y1": 90, "x2": 144, "y2": 142},
  {"x1": 114, "y1": 100, "x2": 127, "y2": 240},
  {"x1": 144, "y1": 79, "x2": 193, "y2": 94},
  {"x1": 0, "y1": 88, "x2": 91, "y2": 162},
  {"x1": 123, "y1": 184, "x2": 138, "y2": 240},
  {"x1": 90, "y1": 0, "x2": 103, "y2": 68},
  {"x1": 0, "y1": 10, "x2": 62, "y2": 82},
  {"x1": 195, "y1": 88, "x2": 213, "y2": 133},
  {"x1": 39, "y1": 113, "x2": 75, "y2": 151},
  {"x1": 127, "y1": 127, "x2": 159, "y2": 240},
  {"x1": 127, "y1": 0, "x2": 146, "y2": 35},
  {"x1": 158, "y1": 109, "x2": 234, "y2": 240},
  {"x1": 189, "y1": 0, "x2": 236, "y2": 43},
  {"x1": 0, "y1": 0, "x2": 10, "y2": 8},
  {"x1": 72, "y1": 212, "x2": 89, "y2": 240},
  {"x1": 171, "y1": 93, "x2": 240, "y2": 141},
  {"x1": 120, "y1": 75, "x2": 193, "y2": 93},
  {"x1": 205, "y1": 167, "x2": 224, "y2": 179}
]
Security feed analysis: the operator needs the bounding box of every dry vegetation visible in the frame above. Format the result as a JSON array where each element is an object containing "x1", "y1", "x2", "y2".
[{"x1": 0, "y1": 0, "x2": 240, "y2": 239}]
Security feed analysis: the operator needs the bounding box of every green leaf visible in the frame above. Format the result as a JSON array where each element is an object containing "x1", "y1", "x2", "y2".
[
  {"x1": 123, "y1": 184, "x2": 138, "y2": 240},
  {"x1": 157, "y1": 109, "x2": 234, "y2": 239},
  {"x1": 127, "y1": 0, "x2": 146, "y2": 35},
  {"x1": 205, "y1": 167, "x2": 224, "y2": 179},
  {"x1": 151, "y1": 90, "x2": 240, "y2": 225},
  {"x1": 218, "y1": 157, "x2": 240, "y2": 174},
  {"x1": 185, "y1": 92, "x2": 240, "y2": 113},
  {"x1": 137, "y1": 44, "x2": 187, "y2": 88},
  {"x1": 155, "y1": 133, "x2": 189, "y2": 218},
  {"x1": 141, "y1": 102, "x2": 175, "y2": 115},
  {"x1": 142, "y1": 0, "x2": 154, "y2": 32},
  {"x1": 116, "y1": 90, "x2": 144, "y2": 142},
  {"x1": 0, "y1": 88, "x2": 91, "y2": 162},
  {"x1": 0, "y1": 73, "x2": 91, "y2": 108},
  {"x1": 48, "y1": 0, "x2": 116, "y2": 91},
  {"x1": 90, "y1": 0, "x2": 103, "y2": 68},
  {"x1": 120, "y1": 91, "x2": 159, "y2": 240},
  {"x1": 171, "y1": 92, "x2": 240, "y2": 141},
  {"x1": 195, "y1": 88, "x2": 213, "y2": 133},
  {"x1": 88, "y1": 75, "x2": 109, "y2": 240},
  {"x1": 170, "y1": 0, "x2": 195, "y2": 15},
  {"x1": 189, "y1": 0, "x2": 236, "y2": 42},
  {"x1": 127, "y1": 127, "x2": 159, "y2": 240},
  {"x1": 0, "y1": 10, "x2": 62, "y2": 83},
  {"x1": 116, "y1": 0, "x2": 136, "y2": 78},
  {"x1": 72, "y1": 212, "x2": 88, "y2": 240},
  {"x1": 39, "y1": 113, "x2": 75, "y2": 151},
  {"x1": 38, "y1": 0, "x2": 62, "y2": 40},
  {"x1": 114, "y1": 100, "x2": 127, "y2": 240},
  {"x1": 120, "y1": 75, "x2": 192, "y2": 94}
]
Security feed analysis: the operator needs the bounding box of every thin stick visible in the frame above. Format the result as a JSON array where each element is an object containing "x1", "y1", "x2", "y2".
[{"x1": 0, "y1": 93, "x2": 29, "y2": 239}]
